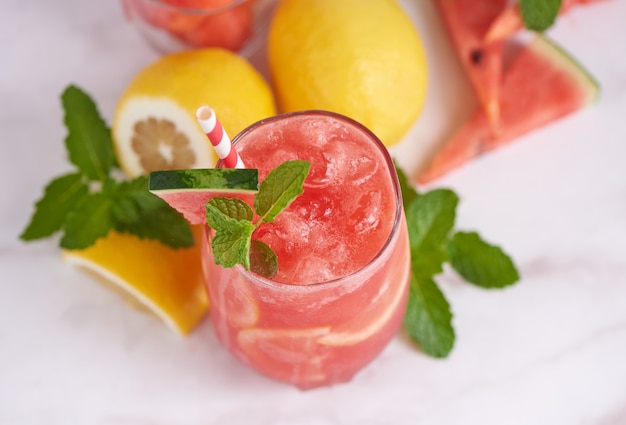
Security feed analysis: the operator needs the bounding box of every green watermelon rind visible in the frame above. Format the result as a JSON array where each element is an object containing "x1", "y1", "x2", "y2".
[
  {"x1": 532, "y1": 35, "x2": 600, "y2": 104},
  {"x1": 149, "y1": 168, "x2": 259, "y2": 192},
  {"x1": 149, "y1": 169, "x2": 259, "y2": 225}
]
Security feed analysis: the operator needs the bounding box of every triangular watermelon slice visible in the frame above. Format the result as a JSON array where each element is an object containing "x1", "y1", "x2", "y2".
[
  {"x1": 149, "y1": 168, "x2": 258, "y2": 225},
  {"x1": 435, "y1": 0, "x2": 507, "y2": 125},
  {"x1": 418, "y1": 35, "x2": 599, "y2": 184},
  {"x1": 485, "y1": 0, "x2": 608, "y2": 42}
]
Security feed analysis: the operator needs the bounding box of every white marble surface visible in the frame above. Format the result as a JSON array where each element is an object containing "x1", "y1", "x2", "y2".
[{"x1": 2, "y1": 0, "x2": 626, "y2": 424}]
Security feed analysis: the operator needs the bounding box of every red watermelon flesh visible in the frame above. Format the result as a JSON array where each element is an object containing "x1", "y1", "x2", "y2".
[
  {"x1": 418, "y1": 35, "x2": 598, "y2": 184},
  {"x1": 127, "y1": 0, "x2": 253, "y2": 52},
  {"x1": 154, "y1": 190, "x2": 256, "y2": 225},
  {"x1": 485, "y1": 0, "x2": 608, "y2": 42},
  {"x1": 163, "y1": 0, "x2": 253, "y2": 51},
  {"x1": 149, "y1": 169, "x2": 259, "y2": 225},
  {"x1": 435, "y1": 0, "x2": 507, "y2": 126}
]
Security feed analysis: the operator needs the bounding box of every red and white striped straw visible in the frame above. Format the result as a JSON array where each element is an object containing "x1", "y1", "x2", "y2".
[{"x1": 196, "y1": 105, "x2": 245, "y2": 169}]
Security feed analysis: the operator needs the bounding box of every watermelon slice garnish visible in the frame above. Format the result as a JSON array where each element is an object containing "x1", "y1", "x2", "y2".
[
  {"x1": 418, "y1": 35, "x2": 599, "y2": 184},
  {"x1": 435, "y1": 0, "x2": 507, "y2": 126},
  {"x1": 149, "y1": 168, "x2": 259, "y2": 225},
  {"x1": 485, "y1": 0, "x2": 608, "y2": 42}
]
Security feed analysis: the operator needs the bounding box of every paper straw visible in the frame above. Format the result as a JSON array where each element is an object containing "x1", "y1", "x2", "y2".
[{"x1": 196, "y1": 105, "x2": 245, "y2": 169}]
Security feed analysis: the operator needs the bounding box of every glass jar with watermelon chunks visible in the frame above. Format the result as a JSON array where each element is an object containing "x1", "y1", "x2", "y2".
[{"x1": 120, "y1": 0, "x2": 277, "y2": 56}]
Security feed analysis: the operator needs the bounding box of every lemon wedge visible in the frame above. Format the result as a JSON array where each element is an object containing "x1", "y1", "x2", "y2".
[{"x1": 62, "y1": 226, "x2": 208, "y2": 335}]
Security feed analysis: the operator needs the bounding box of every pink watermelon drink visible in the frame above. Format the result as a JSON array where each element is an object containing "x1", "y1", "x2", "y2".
[{"x1": 203, "y1": 111, "x2": 411, "y2": 389}]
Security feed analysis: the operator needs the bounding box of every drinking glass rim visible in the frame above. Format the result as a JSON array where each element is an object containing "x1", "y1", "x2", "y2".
[
  {"x1": 215, "y1": 109, "x2": 405, "y2": 291},
  {"x1": 146, "y1": 0, "x2": 250, "y2": 15}
]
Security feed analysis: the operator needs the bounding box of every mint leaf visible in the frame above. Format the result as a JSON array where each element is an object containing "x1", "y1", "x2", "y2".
[
  {"x1": 206, "y1": 198, "x2": 247, "y2": 230},
  {"x1": 211, "y1": 220, "x2": 255, "y2": 269},
  {"x1": 254, "y1": 160, "x2": 311, "y2": 223},
  {"x1": 447, "y1": 231, "x2": 520, "y2": 288},
  {"x1": 111, "y1": 178, "x2": 144, "y2": 224},
  {"x1": 62, "y1": 85, "x2": 115, "y2": 182},
  {"x1": 207, "y1": 197, "x2": 254, "y2": 222},
  {"x1": 520, "y1": 0, "x2": 561, "y2": 32},
  {"x1": 395, "y1": 161, "x2": 419, "y2": 210},
  {"x1": 111, "y1": 197, "x2": 140, "y2": 224},
  {"x1": 20, "y1": 173, "x2": 89, "y2": 241},
  {"x1": 114, "y1": 176, "x2": 193, "y2": 248},
  {"x1": 116, "y1": 202, "x2": 193, "y2": 248},
  {"x1": 406, "y1": 189, "x2": 458, "y2": 278},
  {"x1": 413, "y1": 245, "x2": 448, "y2": 279},
  {"x1": 407, "y1": 189, "x2": 458, "y2": 251},
  {"x1": 206, "y1": 199, "x2": 256, "y2": 269},
  {"x1": 61, "y1": 192, "x2": 115, "y2": 249},
  {"x1": 249, "y1": 240, "x2": 278, "y2": 278},
  {"x1": 404, "y1": 274, "x2": 455, "y2": 358}
]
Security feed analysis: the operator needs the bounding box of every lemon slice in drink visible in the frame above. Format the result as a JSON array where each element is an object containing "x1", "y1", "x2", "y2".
[
  {"x1": 237, "y1": 327, "x2": 331, "y2": 385},
  {"x1": 317, "y1": 247, "x2": 411, "y2": 346},
  {"x1": 210, "y1": 271, "x2": 260, "y2": 329},
  {"x1": 62, "y1": 226, "x2": 208, "y2": 335}
]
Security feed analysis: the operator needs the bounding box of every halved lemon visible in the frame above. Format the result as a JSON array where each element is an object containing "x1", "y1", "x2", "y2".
[
  {"x1": 112, "y1": 48, "x2": 276, "y2": 178},
  {"x1": 62, "y1": 226, "x2": 208, "y2": 335}
]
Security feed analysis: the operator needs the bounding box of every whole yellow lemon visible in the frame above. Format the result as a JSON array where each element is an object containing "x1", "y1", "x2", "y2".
[{"x1": 268, "y1": 0, "x2": 428, "y2": 147}]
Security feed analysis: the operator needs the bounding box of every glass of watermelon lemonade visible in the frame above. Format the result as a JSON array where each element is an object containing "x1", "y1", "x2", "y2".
[{"x1": 201, "y1": 110, "x2": 411, "y2": 389}]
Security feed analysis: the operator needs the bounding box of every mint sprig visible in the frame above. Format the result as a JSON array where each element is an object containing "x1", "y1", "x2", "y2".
[
  {"x1": 20, "y1": 85, "x2": 193, "y2": 250},
  {"x1": 396, "y1": 164, "x2": 519, "y2": 358},
  {"x1": 206, "y1": 160, "x2": 310, "y2": 278},
  {"x1": 520, "y1": 0, "x2": 562, "y2": 32}
]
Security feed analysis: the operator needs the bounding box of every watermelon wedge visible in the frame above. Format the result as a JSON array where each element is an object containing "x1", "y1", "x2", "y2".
[
  {"x1": 485, "y1": 0, "x2": 608, "y2": 42},
  {"x1": 149, "y1": 168, "x2": 258, "y2": 225},
  {"x1": 418, "y1": 35, "x2": 599, "y2": 184},
  {"x1": 435, "y1": 0, "x2": 507, "y2": 125}
]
